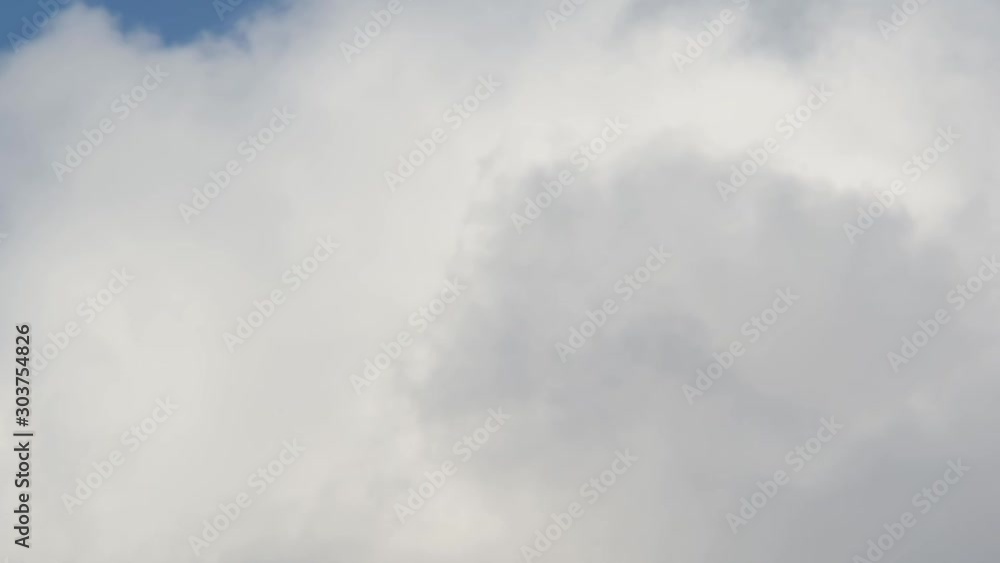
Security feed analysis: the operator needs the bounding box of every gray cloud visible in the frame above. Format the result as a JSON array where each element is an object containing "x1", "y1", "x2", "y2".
[{"x1": 0, "y1": 0, "x2": 997, "y2": 562}]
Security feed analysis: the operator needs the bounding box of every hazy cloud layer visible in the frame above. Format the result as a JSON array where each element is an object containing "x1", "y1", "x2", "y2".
[{"x1": 0, "y1": 1, "x2": 997, "y2": 562}]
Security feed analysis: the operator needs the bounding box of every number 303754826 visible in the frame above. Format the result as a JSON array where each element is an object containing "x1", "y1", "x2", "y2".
[{"x1": 15, "y1": 324, "x2": 30, "y2": 418}]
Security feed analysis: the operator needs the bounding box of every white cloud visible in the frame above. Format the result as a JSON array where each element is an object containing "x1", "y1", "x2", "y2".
[{"x1": 0, "y1": 0, "x2": 997, "y2": 562}]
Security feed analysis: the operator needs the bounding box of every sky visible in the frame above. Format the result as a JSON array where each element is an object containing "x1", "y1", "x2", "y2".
[
  {"x1": 0, "y1": 1, "x2": 998, "y2": 563},
  {"x1": 1, "y1": 0, "x2": 283, "y2": 47}
]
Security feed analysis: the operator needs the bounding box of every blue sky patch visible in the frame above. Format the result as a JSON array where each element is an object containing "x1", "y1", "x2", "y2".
[{"x1": 2, "y1": 0, "x2": 282, "y2": 51}]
